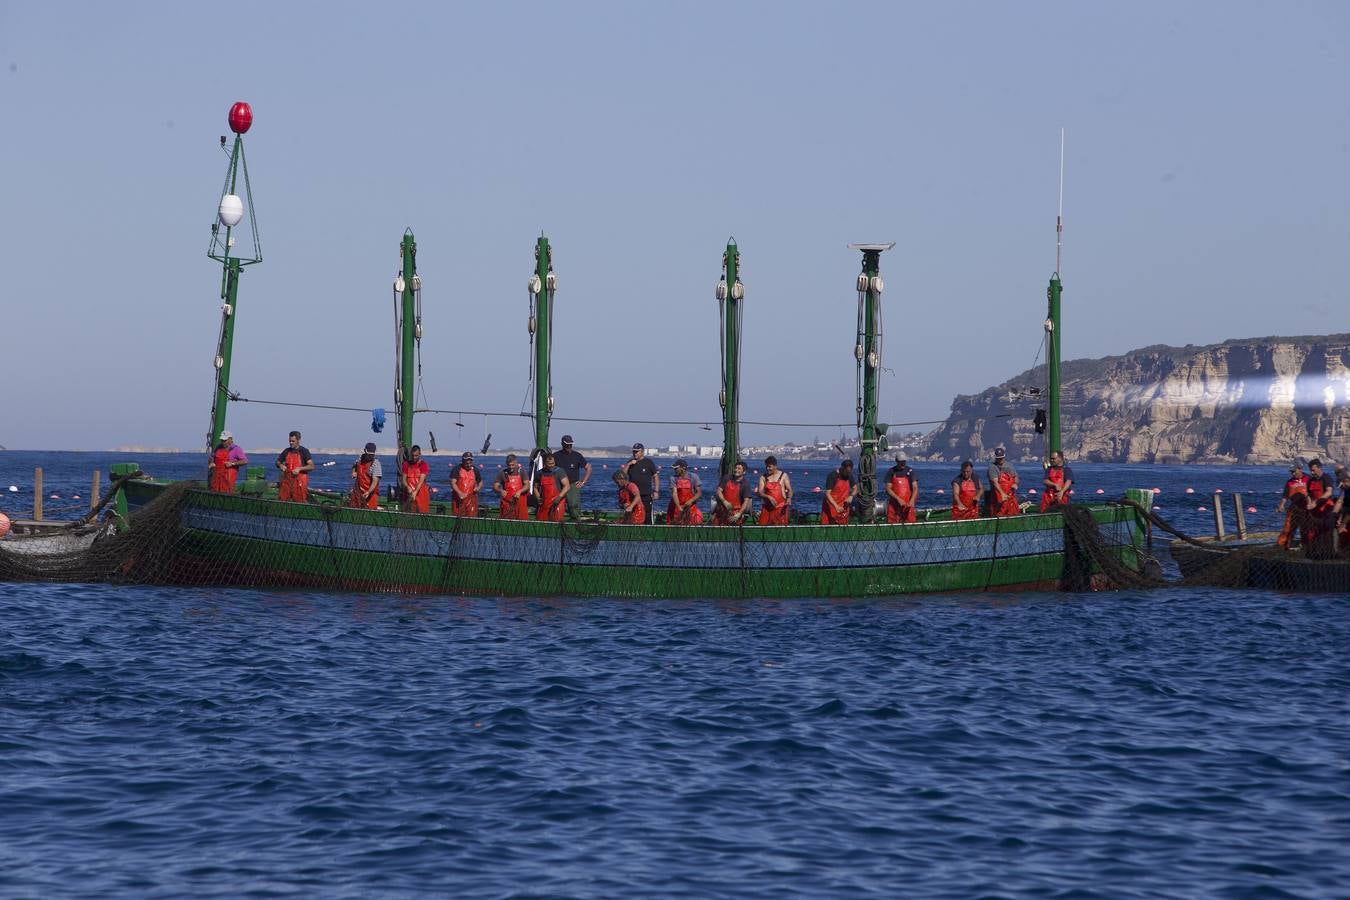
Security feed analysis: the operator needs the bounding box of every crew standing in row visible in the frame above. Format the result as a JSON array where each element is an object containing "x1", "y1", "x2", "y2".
[
  {"x1": 400, "y1": 445, "x2": 430, "y2": 513},
  {"x1": 950, "y1": 461, "x2": 981, "y2": 520},
  {"x1": 349, "y1": 442, "x2": 382, "y2": 509},
  {"x1": 552, "y1": 435, "x2": 591, "y2": 521},
  {"x1": 1040, "y1": 450, "x2": 1073, "y2": 511},
  {"x1": 451, "y1": 452, "x2": 482, "y2": 517},
  {"x1": 622, "y1": 443, "x2": 659, "y2": 522},
  {"x1": 667, "y1": 459, "x2": 704, "y2": 525},
  {"x1": 987, "y1": 447, "x2": 1020, "y2": 517},
  {"x1": 208, "y1": 430, "x2": 248, "y2": 494},
  {"x1": 885, "y1": 455, "x2": 918, "y2": 524},
  {"x1": 756, "y1": 456, "x2": 793, "y2": 525},
  {"x1": 276, "y1": 431, "x2": 314, "y2": 502},
  {"x1": 713, "y1": 460, "x2": 752, "y2": 525},
  {"x1": 493, "y1": 454, "x2": 528, "y2": 519}
]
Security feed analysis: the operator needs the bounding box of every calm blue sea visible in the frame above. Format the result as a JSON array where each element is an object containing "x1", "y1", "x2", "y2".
[{"x1": 1, "y1": 452, "x2": 1347, "y2": 898}]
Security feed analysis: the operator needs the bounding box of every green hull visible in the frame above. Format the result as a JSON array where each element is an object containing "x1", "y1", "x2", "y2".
[{"x1": 122, "y1": 480, "x2": 1148, "y2": 598}]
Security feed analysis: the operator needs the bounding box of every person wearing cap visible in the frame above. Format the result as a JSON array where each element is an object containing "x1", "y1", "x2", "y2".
[
  {"x1": 533, "y1": 451, "x2": 570, "y2": 522},
  {"x1": 621, "y1": 443, "x2": 659, "y2": 522},
  {"x1": 1277, "y1": 459, "x2": 1310, "y2": 549},
  {"x1": 276, "y1": 430, "x2": 314, "y2": 502},
  {"x1": 884, "y1": 454, "x2": 918, "y2": 524},
  {"x1": 756, "y1": 455, "x2": 793, "y2": 525},
  {"x1": 713, "y1": 460, "x2": 753, "y2": 525},
  {"x1": 986, "y1": 447, "x2": 1019, "y2": 517},
  {"x1": 1040, "y1": 450, "x2": 1074, "y2": 512},
  {"x1": 950, "y1": 460, "x2": 982, "y2": 521},
  {"x1": 399, "y1": 444, "x2": 430, "y2": 514},
  {"x1": 553, "y1": 435, "x2": 592, "y2": 519},
  {"x1": 613, "y1": 467, "x2": 645, "y2": 524},
  {"x1": 666, "y1": 458, "x2": 704, "y2": 525},
  {"x1": 451, "y1": 451, "x2": 483, "y2": 517},
  {"x1": 493, "y1": 453, "x2": 528, "y2": 519},
  {"x1": 207, "y1": 430, "x2": 248, "y2": 494},
  {"x1": 821, "y1": 458, "x2": 858, "y2": 525},
  {"x1": 349, "y1": 442, "x2": 382, "y2": 509}
]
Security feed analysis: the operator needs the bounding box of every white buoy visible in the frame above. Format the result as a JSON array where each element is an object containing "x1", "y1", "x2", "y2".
[
  {"x1": 1153, "y1": 506, "x2": 1161, "y2": 511},
  {"x1": 218, "y1": 193, "x2": 245, "y2": 227},
  {"x1": 1247, "y1": 506, "x2": 1257, "y2": 513},
  {"x1": 1096, "y1": 488, "x2": 1105, "y2": 494},
  {"x1": 1185, "y1": 487, "x2": 1195, "y2": 494},
  {"x1": 1029, "y1": 488, "x2": 1038, "y2": 494},
  {"x1": 1215, "y1": 488, "x2": 1224, "y2": 493},
  {"x1": 1198, "y1": 506, "x2": 1207, "y2": 511},
  {"x1": 811, "y1": 486, "x2": 821, "y2": 493},
  {"x1": 7, "y1": 486, "x2": 16, "y2": 493},
  {"x1": 1152, "y1": 488, "x2": 1162, "y2": 494},
  {"x1": 936, "y1": 488, "x2": 945, "y2": 494}
]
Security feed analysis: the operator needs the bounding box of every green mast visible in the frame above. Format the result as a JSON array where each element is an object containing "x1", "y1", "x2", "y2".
[
  {"x1": 206, "y1": 101, "x2": 262, "y2": 449},
  {"x1": 849, "y1": 242, "x2": 894, "y2": 520},
  {"x1": 1046, "y1": 129, "x2": 1065, "y2": 460},
  {"x1": 717, "y1": 239, "x2": 744, "y2": 477},
  {"x1": 394, "y1": 230, "x2": 421, "y2": 460},
  {"x1": 528, "y1": 235, "x2": 556, "y2": 451}
]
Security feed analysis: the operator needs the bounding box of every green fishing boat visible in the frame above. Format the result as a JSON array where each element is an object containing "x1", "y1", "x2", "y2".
[{"x1": 108, "y1": 103, "x2": 1153, "y2": 598}]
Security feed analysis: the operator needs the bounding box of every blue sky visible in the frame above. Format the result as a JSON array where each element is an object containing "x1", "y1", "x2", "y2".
[{"x1": 2, "y1": 2, "x2": 1347, "y2": 452}]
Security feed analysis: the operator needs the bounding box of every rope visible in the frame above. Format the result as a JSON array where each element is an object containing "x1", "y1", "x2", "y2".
[{"x1": 224, "y1": 390, "x2": 979, "y2": 430}]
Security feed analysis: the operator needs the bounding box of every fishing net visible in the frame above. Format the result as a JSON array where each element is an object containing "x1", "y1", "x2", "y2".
[{"x1": 0, "y1": 479, "x2": 1192, "y2": 597}]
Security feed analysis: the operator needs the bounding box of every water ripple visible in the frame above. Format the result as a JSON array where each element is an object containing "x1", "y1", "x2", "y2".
[{"x1": 1, "y1": 583, "x2": 1347, "y2": 897}]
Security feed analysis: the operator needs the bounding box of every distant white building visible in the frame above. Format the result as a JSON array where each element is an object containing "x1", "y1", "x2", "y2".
[{"x1": 697, "y1": 446, "x2": 723, "y2": 458}]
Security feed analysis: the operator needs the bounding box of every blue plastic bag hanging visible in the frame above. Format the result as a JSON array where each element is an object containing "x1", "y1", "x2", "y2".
[{"x1": 371, "y1": 408, "x2": 386, "y2": 433}]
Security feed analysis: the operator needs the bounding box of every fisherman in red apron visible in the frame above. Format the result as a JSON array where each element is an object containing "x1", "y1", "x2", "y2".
[
  {"x1": 208, "y1": 430, "x2": 247, "y2": 493},
  {"x1": 821, "y1": 459, "x2": 857, "y2": 525},
  {"x1": 713, "y1": 460, "x2": 752, "y2": 525},
  {"x1": 756, "y1": 455, "x2": 793, "y2": 526},
  {"x1": 1040, "y1": 450, "x2": 1074, "y2": 512},
  {"x1": 1276, "y1": 459, "x2": 1309, "y2": 549},
  {"x1": 399, "y1": 444, "x2": 430, "y2": 514},
  {"x1": 493, "y1": 454, "x2": 528, "y2": 519},
  {"x1": 275, "y1": 430, "x2": 313, "y2": 502},
  {"x1": 614, "y1": 468, "x2": 646, "y2": 524},
  {"x1": 533, "y1": 452, "x2": 570, "y2": 522},
  {"x1": 666, "y1": 459, "x2": 704, "y2": 525},
  {"x1": 451, "y1": 451, "x2": 482, "y2": 518},
  {"x1": 349, "y1": 442, "x2": 382, "y2": 509},
  {"x1": 986, "y1": 447, "x2": 1020, "y2": 517},
  {"x1": 884, "y1": 455, "x2": 918, "y2": 524},
  {"x1": 950, "y1": 460, "x2": 981, "y2": 520},
  {"x1": 1302, "y1": 458, "x2": 1336, "y2": 553}
]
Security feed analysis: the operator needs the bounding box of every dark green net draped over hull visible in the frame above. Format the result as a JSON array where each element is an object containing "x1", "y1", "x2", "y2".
[{"x1": 0, "y1": 480, "x2": 1152, "y2": 598}]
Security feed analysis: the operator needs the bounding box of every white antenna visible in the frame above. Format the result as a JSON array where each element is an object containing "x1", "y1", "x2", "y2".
[{"x1": 1056, "y1": 127, "x2": 1065, "y2": 276}]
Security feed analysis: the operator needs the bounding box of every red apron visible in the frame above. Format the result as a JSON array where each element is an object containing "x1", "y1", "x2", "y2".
[
  {"x1": 821, "y1": 475, "x2": 851, "y2": 525},
  {"x1": 990, "y1": 468, "x2": 1019, "y2": 517},
  {"x1": 452, "y1": 465, "x2": 479, "y2": 517},
  {"x1": 1277, "y1": 475, "x2": 1308, "y2": 548},
  {"x1": 499, "y1": 471, "x2": 527, "y2": 519},
  {"x1": 536, "y1": 472, "x2": 563, "y2": 522},
  {"x1": 951, "y1": 476, "x2": 979, "y2": 520},
  {"x1": 714, "y1": 477, "x2": 745, "y2": 525},
  {"x1": 667, "y1": 476, "x2": 704, "y2": 525},
  {"x1": 209, "y1": 447, "x2": 233, "y2": 493},
  {"x1": 401, "y1": 460, "x2": 429, "y2": 514},
  {"x1": 619, "y1": 482, "x2": 646, "y2": 524},
  {"x1": 349, "y1": 458, "x2": 379, "y2": 509},
  {"x1": 759, "y1": 475, "x2": 789, "y2": 525},
  {"x1": 278, "y1": 448, "x2": 308, "y2": 502},
  {"x1": 886, "y1": 471, "x2": 915, "y2": 524},
  {"x1": 1040, "y1": 465, "x2": 1066, "y2": 512}
]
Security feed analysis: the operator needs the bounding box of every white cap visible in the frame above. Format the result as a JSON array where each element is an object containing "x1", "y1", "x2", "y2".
[{"x1": 219, "y1": 430, "x2": 233, "y2": 441}]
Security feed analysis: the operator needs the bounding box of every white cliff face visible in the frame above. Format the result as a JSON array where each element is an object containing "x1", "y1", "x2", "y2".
[{"x1": 924, "y1": 335, "x2": 1350, "y2": 464}]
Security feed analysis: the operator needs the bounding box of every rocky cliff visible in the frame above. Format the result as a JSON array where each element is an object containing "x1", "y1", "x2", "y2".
[{"x1": 922, "y1": 335, "x2": 1350, "y2": 464}]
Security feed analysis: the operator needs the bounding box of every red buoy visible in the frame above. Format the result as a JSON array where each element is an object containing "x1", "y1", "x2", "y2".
[{"x1": 228, "y1": 101, "x2": 253, "y2": 134}]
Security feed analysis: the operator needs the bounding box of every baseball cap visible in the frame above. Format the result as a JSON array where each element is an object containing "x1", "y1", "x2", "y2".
[
  {"x1": 674, "y1": 458, "x2": 688, "y2": 467},
  {"x1": 1294, "y1": 457, "x2": 1307, "y2": 469},
  {"x1": 994, "y1": 446, "x2": 1006, "y2": 458},
  {"x1": 895, "y1": 453, "x2": 907, "y2": 462},
  {"x1": 462, "y1": 451, "x2": 474, "y2": 460},
  {"x1": 364, "y1": 442, "x2": 377, "y2": 453},
  {"x1": 632, "y1": 442, "x2": 644, "y2": 451},
  {"x1": 561, "y1": 435, "x2": 574, "y2": 446},
  {"x1": 219, "y1": 430, "x2": 233, "y2": 441}
]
